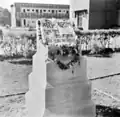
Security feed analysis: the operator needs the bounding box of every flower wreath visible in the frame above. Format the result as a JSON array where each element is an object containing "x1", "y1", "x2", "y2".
[{"x1": 48, "y1": 44, "x2": 80, "y2": 70}]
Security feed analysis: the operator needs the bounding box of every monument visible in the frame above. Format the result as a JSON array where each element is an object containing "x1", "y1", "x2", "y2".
[{"x1": 25, "y1": 18, "x2": 96, "y2": 117}]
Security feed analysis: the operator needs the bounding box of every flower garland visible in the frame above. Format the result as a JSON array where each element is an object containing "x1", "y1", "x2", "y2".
[
  {"x1": 48, "y1": 44, "x2": 80, "y2": 70},
  {"x1": 56, "y1": 54, "x2": 80, "y2": 70}
]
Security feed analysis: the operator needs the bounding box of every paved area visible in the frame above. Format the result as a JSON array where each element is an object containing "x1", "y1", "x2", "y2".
[
  {"x1": 0, "y1": 61, "x2": 31, "y2": 96},
  {"x1": 87, "y1": 53, "x2": 120, "y2": 79}
]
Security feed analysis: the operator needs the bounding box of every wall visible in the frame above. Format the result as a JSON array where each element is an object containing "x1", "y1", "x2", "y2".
[
  {"x1": 116, "y1": 0, "x2": 120, "y2": 26},
  {"x1": 70, "y1": 0, "x2": 89, "y2": 11},
  {"x1": 69, "y1": 0, "x2": 90, "y2": 30},
  {"x1": 89, "y1": 11, "x2": 106, "y2": 29},
  {"x1": 118, "y1": 10, "x2": 120, "y2": 26},
  {"x1": 89, "y1": 0, "x2": 117, "y2": 29}
]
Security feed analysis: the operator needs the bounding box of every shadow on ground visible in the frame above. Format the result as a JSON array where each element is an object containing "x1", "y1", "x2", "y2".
[
  {"x1": 9, "y1": 59, "x2": 32, "y2": 65},
  {"x1": 96, "y1": 105, "x2": 120, "y2": 117},
  {"x1": 0, "y1": 56, "x2": 24, "y2": 61},
  {"x1": 8, "y1": 54, "x2": 113, "y2": 66},
  {"x1": 87, "y1": 54, "x2": 113, "y2": 58}
]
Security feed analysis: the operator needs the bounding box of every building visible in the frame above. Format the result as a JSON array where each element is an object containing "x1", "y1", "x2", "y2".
[
  {"x1": 70, "y1": 0, "x2": 89, "y2": 30},
  {"x1": 0, "y1": 7, "x2": 11, "y2": 26},
  {"x1": 70, "y1": 0, "x2": 120, "y2": 30},
  {"x1": 11, "y1": 2, "x2": 69, "y2": 28}
]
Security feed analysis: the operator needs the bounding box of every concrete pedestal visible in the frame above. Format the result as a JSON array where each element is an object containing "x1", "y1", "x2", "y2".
[{"x1": 25, "y1": 45, "x2": 96, "y2": 117}]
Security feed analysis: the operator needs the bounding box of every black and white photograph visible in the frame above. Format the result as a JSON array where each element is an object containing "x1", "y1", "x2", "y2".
[{"x1": 0, "y1": 0, "x2": 120, "y2": 117}]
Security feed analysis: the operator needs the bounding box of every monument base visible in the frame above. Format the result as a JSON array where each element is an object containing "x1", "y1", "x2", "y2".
[{"x1": 25, "y1": 53, "x2": 96, "y2": 117}]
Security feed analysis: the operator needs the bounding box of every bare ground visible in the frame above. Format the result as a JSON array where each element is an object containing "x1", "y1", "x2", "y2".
[{"x1": 1, "y1": 85, "x2": 120, "y2": 117}]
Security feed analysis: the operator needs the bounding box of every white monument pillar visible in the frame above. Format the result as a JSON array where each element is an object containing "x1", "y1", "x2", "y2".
[{"x1": 11, "y1": 4, "x2": 17, "y2": 28}]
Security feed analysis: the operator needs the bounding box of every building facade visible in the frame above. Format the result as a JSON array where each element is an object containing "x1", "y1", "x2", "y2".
[
  {"x1": 89, "y1": 0, "x2": 118, "y2": 29},
  {"x1": 70, "y1": 0, "x2": 89, "y2": 30},
  {"x1": 11, "y1": 3, "x2": 69, "y2": 28},
  {"x1": 70, "y1": 0, "x2": 120, "y2": 30},
  {"x1": 0, "y1": 7, "x2": 11, "y2": 26}
]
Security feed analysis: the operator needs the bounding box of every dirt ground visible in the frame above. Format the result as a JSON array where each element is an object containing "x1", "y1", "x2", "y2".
[
  {"x1": 87, "y1": 53, "x2": 120, "y2": 79},
  {"x1": 0, "y1": 85, "x2": 120, "y2": 117}
]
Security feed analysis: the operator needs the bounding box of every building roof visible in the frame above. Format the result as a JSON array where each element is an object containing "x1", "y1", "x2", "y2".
[{"x1": 13, "y1": 2, "x2": 70, "y2": 9}]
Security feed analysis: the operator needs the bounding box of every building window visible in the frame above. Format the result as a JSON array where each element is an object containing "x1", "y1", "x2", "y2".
[
  {"x1": 79, "y1": 16, "x2": 83, "y2": 27},
  {"x1": 32, "y1": 9, "x2": 34, "y2": 12},
  {"x1": 52, "y1": 10, "x2": 54, "y2": 13},
  {"x1": 23, "y1": 9, "x2": 25, "y2": 12},
  {"x1": 36, "y1": 9, "x2": 39, "y2": 13},
  {"x1": 76, "y1": 15, "x2": 83, "y2": 28},
  {"x1": 27, "y1": 9, "x2": 30, "y2": 12},
  {"x1": 40, "y1": 10, "x2": 42, "y2": 13},
  {"x1": 66, "y1": 10, "x2": 69, "y2": 14},
  {"x1": 48, "y1": 10, "x2": 50, "y2": 12},
  {"x1": 59, "y1": 10, "x2": 61, "y2": 12},
  {"x1": 23, "y1": 19, "x2": 26, "y2": 26},
  {"x1": 44, "y1": 10, "x2": 46, "y2": 12}
]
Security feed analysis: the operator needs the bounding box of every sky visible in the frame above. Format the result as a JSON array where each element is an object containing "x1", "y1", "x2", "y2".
[{"x1": 0, "y1": 0, "x2": 70, "y2": 10}]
